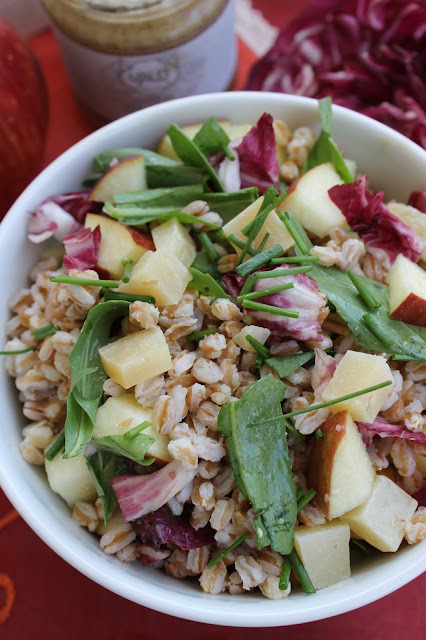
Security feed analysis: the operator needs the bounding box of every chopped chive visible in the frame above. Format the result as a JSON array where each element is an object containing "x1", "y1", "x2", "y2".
[
  {"x1": 392, "y1": 354, "x2": 424, "y2": 361},
  {"x1": 239, "y1": 274, "x2": 255, "y2": 297},
  {"x1": 254, "y1": 355, "x2": 264, "y2": 369},
  {"x1": 270, "y1": 255, "x2": 319, "y2": 264},
  {"x1": 245, "y1": 335, "x2": 270, "y2": 359},
  {"x1": 315, "y1": 427, "x2": 325, "y2": 440},
  {"x1": 187, "y1": 328, "x2": 220, "y2": 341},
  {"x1": 277, "y1": 211, "x2": 309, "y2": 255},
  {"x1": 350, "y1": 539, "x2": 374, "y2": 553},
  {"x1": 279, "y1": 557, "x2": 291, "y2": 591},
  {"x1": 50, "y1": 275, "x2": 120, "y2": 288},
  {"x1": 249, "y1": 380, "x2": 393, "y2": 427},
  {"x1": 241, "y1": 299, "x2": 299, "y2": 318},
  {"x1": 253, "y1": 266, "x2": 312, "y2": 280},
  {"x1": 296, "y1": 486, "x2": 304, "y2": 501},
  {"x1": 0, "y1": 346, "x2": 36, "y2": 355},
  {"x1": 238, "y1": 282, "x2": 294, "y2": 302},
  {"x1": 45, "y1": 432, "x2": 65, "y2": 461},
  {"x1": 237, "y1": 189, "x2": 285, "y2": 266},
  {"x1": 241, "y1": 219, "x2": 255, "y2": 236},
  {"x1": 226, "y1": 233, "x2": 257, "y2": 257},
  {"x1": 285, "y1": 419, "x2": 305, "y2": 443},
  {"x1": 363, "y1": 313, "x2": 395, "y2": 351},
  {"x1": 255, "y1": 232, "x2": 270, "y2": 255},
  {"x1": 198, "y1": 232, "x2": 220, "y2": 262},
  {"x1": 288, "y1": 549, "x2": 316, "y2": 594},
  {"x1": 31, "y1": 323, "x2": 61, "y2": 340},
  {"x1": 235, "y1": 245, "x2": 284, "y2": 278},
  {"x1": 297, "y1": 489, "x2": 316, "y2": 512},
  {"x1": 347, "y1": 270, "x2": 381, "y2": 309},
  {"x1": 123, "y1": 421, "x2": 151, "y2": 439},
  {"x1": 101, "y1": 288, "x2": 156, "y2": 304},
  {"x1": 206, "y1": 531, "x2": 251, "y2": 569},
  {"x1": 121, "y1": 259, "x2": 133, "y2": 284}
]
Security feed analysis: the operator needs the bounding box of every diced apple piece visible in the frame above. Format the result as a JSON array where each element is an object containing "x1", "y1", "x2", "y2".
[
  {"x1": 99, "y1": 326, "x2": 172, "y2": 389},
  {"x1": 222, "y1": 196, "x2": 294, "y2": 256},
  {"x1": 308, "y1": 411, "x2": 375, "y2": 519},
  {"x1": 84, "y1": 213, "x2": 154, "y2": 280},
  {"x1": 340, "y1": 475, "x2": 418, "y2": 552},
  {"x1": 151, "y1": 217, "x2": 196, "y2": 268},
  {"x1": 232, "y1": 325, "x2": 270, "y2": 353},
  {"x1": 388, "y1": 254, "x2": 426, "y2": 327},
  {"x1": 95, "y1": 507, "x2": 124, "y2": 536},
  {"x1": 118, "y1": 250, "x2": 191, "y2": 307},
  {"x1": 45, "y1": 436, "x2": 97, "y2": 507},
  {"x1": 93, "y1": 394, "x2": 171, "y2": 463},
  {"x1": 157, "y1": 121, "x2": 253, "y2": 161},
  {"x1": 89, "y1": 155, "x2": 147, "y2": 203},
  {"x1": 293, "y1": 521, "x2": 351, "y2": 590},
  {"x1": 322, "y1": 350, "x2": 394, "y2": 423},
  {"x1": 387, "y1": 201, "x2": 426, "y2": 263},
  {"x1": 415, "y1": 454, "x2": 426, "y2": 477},
  {"x1": 277, "y1": 162, "x2": 345, "y2": 238}
]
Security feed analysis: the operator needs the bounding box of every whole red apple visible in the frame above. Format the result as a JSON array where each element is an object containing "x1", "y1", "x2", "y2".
[{"x1": 0, "y1": 17, "x2": 48, "y2": 216}]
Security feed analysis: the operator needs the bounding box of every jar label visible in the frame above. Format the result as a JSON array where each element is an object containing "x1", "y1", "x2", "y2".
[{"x1": 54, "y1": 1, "x2": 237, "y2": 121}]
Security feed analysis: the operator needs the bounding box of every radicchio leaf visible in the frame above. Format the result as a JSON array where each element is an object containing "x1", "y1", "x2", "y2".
[
  {"x1": 329, "y1": 176, "x2": 423, "y2": 267},
  {"x1": 357, "y1": 416, "x2": 426, "y2": 448},
  {"x1": 28, "y1": 201, "x2": 82, "y2": 243},
  {"x1": 224, "y1": 266, "x2": 326, "y2": 342},
  {"x1": 49, "y1": 191, "x2": 99, "y2": 223},
  {"x1": 134, "y1": 506, "x2": 215, "y2": 551},
  {"x1": 408, "y1": 191, "x2": 426, "y2": 213},
  {"x1": 245, "y1": 0, "x2": 426, "y2": 148},
  {"x1": 111, "y1": 460, "x2": 196, "y2": 522},
  {"x1": 412, "y1": 486, "x2": 426, "y2": 507},
  {"x1": 236, "y1": 113, "x2": 279, "y2": 194},
  {"x1": 63, "y1": 226, "x2": 101, "y2": 272}
]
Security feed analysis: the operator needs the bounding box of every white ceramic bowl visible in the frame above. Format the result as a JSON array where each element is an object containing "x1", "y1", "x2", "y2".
[{"x1": 0, "y1": 93, "x2": 425, "y2": 627}]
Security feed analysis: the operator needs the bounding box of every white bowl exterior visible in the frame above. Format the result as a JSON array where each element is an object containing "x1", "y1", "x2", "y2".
[{"x1": 0, "y1": 93, "x2": 425, "y2": 627}]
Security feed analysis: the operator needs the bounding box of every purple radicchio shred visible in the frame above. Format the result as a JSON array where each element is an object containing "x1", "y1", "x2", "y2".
[
  {"x1": 245, "y1": 0, "x2": 426, "y2": 148},
  {"x1": 412, "y1": 486, "x2": 426, "y2": 507},
  {"x1": 408, "y1": 190, "x2": 426, "y2": 213},
  {"x1": 48, "y1": 191, "x2": 101, "y2": 223},
  {"x1": 63, "y1": 225, "x2": 101, "y2": 272},
  {"x1": 133, "y1": 505, "x2": 215, "y2": 551},
  {"x1": 328, "y1": 176, "x2": 423, "y2": 268},
  {"x1": 356, "y1": 417, "x2": 426, "y2": 448},
  {"x1": 236, "y1": 112, "x2": 279, "y2": 194}
]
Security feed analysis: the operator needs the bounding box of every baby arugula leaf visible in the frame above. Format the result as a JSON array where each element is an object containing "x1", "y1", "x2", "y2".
[
  {"x1": 218, "y1": 375, "x2": 297, "y2": 555},
  {"x1": 193, "y1": 117, "x2": 234, "y2": 159},
  {"x1": 167, "y1": 124, "x2": 224, "y2": 191},
  {"x1": 92, "y1": 148, "x2": 179, "y2": 173},
  {"x1": 64, "y1": 300, "x2": 130, "y2": 458},
  {"x1": 188, "y1": 267, "x2": 231, "y2": 299},
  {"x1": 86, "y1": 450, "x2": 130, "y2": 524},
  {"x1": 93, "y1": 428, "x2": 156, "y2": 466},
  {"x1": 304, "y1": 97, "x2": 353, "y2": 183},
  {"x1": 266, "y1": 352, "x2": 316, "y2": 378},
  {"x1": 202, "y1": 188, "x2": 259, "y2": 224}
]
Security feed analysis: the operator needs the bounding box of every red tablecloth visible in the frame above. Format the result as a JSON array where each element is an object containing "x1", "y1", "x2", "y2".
[{"x1": 1, "y1": 2, "x2": 425, "y2": 637}]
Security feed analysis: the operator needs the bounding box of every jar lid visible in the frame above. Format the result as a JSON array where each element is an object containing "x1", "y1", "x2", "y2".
[{"x1": 42, "y1": 0, "x2": 230, "y2": 54}]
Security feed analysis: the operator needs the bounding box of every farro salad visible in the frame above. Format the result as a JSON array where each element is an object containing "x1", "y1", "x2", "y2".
[{"x1": 3, "y1": 99, "x2": 426, "y2": 599}]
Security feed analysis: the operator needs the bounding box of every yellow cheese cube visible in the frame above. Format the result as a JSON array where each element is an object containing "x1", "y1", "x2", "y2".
[
  {"x1": 93, "y1": 394, "x2": 171, "y2": 463},
  {"x1": 322, "y1": 350, "x2": 394, "y2": 423},
  {"x1": 99, "y1": 326, "x2": 172, "y2": 389},
  {"x1": 293, "y1": 521, "x2": 351, "y2": 590},
  {"x1": 118, "y1": 250, "x2": 191, "y2": 307},
  {"x1": 340, "y1": 475, "x2": 418, "y2": 552},
  {"x1": 222, "y1": 196, "x2": 294, "y2": 257},
  {"x1": 151, "y1": 217, "x2": 196, "y2": 268}
]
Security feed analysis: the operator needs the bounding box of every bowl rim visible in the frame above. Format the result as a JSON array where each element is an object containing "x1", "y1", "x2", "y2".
[{"x1": 1, "y1": 91, "x2": 426, "y2": 627}]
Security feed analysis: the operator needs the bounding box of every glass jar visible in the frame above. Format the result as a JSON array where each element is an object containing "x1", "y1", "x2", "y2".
[{"x1": 42, "y1": 0, "x2": 237, "y2": 121}]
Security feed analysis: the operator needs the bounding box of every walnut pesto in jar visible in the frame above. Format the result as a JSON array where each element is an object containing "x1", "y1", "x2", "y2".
[{"x1": 42, "y1": 0, "x2": 237, "y2": 120}]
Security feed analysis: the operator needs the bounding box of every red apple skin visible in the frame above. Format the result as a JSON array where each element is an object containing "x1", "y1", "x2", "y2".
[
  {"x1": 0, "y1": 18, "x2": 48, "y2": 215},
  {"x1": 390, "y1": 293, "x2": 426, "y2": 327},
  {"x1": 286, "y1": 175, "x2": 301, "y2": 195},
  {"x1": 307, "y1": 411, "x2": 349, "y2": 519}
]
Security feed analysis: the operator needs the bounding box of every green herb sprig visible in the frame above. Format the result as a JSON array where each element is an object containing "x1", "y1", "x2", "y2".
[{"x1": 206, "y1": 531, "x2": 251, "y2": 569}]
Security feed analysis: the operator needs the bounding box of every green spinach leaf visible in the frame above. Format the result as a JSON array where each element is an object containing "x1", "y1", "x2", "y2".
[
  {"x1": 86, "y1": 451, "x2": 129, "y2": 523},
  {"x1": 202, "y1": 188, "x2": 259, "y2": 224},
  {"x1": 305, "y1": 97, "x2": 353, "y2": 183},
  {"x1": 64, "y1": 300, "x2": 130, "y2": 458},
  {"x1": 188, "y1": 267, "x2": 230, "y2": 299},
  {"x1": 167, "y1": 124, "x2": 224, "y2": 191},
  {"x1": 266, "y1": 352, "x2": 316, "y2": 378},
  {"x1": 193, "y1": 117, "x2": 234, "y2": 159},
  {"x1": 218, "y1": 375, "x2": 297, "y2": 555},
  {"x1": 93, "y1": 431, "x2": 155, "y2": 466}
]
